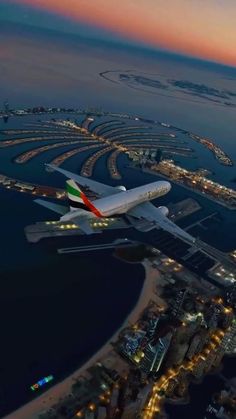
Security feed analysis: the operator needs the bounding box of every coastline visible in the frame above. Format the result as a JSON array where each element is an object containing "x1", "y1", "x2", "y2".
[
  {"x1": 128, "y1": 165, "x2": 236, "y2": 210},
  {"x1": 5, "y1": 261, "x2": 159, "y2": 419}
]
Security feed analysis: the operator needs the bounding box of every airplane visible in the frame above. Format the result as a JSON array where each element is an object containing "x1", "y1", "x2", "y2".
[{"x1": 34, "y1": 163, "x2": 196, "y2": 244}]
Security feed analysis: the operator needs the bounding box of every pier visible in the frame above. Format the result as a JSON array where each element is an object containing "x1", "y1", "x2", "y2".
[{"x1": 57, "y1": 239, "x2": 135, "y2": 254}]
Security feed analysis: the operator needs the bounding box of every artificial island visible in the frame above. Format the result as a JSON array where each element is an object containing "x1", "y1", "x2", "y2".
[
  {"x1": 0, "y1": 106, "x2": 235, "y2": 210},
  {"x1": 1, "y1": 106, "x2": 236, "y2": 419}
]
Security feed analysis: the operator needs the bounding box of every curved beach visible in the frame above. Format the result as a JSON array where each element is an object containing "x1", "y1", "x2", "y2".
[{"x1": 5, "y1": 261, "x2": 160, "y2": 419}]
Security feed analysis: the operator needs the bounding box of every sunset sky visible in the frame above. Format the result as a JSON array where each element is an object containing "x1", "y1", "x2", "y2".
[{"x1": 3, "y1": 0, "x2": 236, "y2": 67}]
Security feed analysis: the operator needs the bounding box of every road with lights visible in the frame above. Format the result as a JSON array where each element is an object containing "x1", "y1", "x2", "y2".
[{"x1": 142, "y1": 328, "x2": 227, "y2": 418}]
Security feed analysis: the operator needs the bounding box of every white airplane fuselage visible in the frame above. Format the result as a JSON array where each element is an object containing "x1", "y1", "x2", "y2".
[
  {"x1": 61, "y1": 180, "x2": 171, "y2": 221},
  {"x1": 35, "y1": 163, "x2": 196, "y2": 242}
]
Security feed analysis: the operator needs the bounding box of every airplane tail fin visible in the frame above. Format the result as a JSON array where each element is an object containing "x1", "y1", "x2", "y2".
[{"x1": 66, "y1": 179, "x2": 101, "y2": 217}]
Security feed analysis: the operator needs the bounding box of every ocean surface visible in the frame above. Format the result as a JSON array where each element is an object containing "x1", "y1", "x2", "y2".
[
  {"x1": 0, "y1": 52, "x2": 236, "y2": 417},
  {"x1": 0, "y1": 192, "x2": 145, "y2": 415}
]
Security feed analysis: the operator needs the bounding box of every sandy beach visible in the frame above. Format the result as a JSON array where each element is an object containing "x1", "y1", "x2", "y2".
[{"x1": 5, "y1": 261, "x2": 159, "y2": 419}]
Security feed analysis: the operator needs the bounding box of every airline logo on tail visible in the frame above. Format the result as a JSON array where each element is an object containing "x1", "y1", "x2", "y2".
[{"x1": 66, "y1": 179, "x2": 102, "y2": 217}]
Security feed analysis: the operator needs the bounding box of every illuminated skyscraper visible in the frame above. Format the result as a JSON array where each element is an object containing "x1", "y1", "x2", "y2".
[{"x1": 140, "y1": 332, "x2": 172, "y2": 374}]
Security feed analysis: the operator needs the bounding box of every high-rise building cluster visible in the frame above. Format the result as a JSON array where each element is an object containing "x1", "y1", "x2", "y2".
[{"x1": 38, "y1": 250, "x2": 236, "y2": 419}]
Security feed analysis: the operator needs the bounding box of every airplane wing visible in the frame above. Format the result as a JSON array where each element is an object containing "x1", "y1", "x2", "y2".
[
  {"x1": 72, "y1": 216, "x2": 94, "y2": 235},
  {"x1": 34, "y1": 199, "x2": 68, "y2": 215},
  {"x1": 128, "y1": 201, "x2": 196, "y2": 244},
  {"x1": 46, "y1": 164, "x2": 120, "y2": 197},
  {"x1": 35, "y1": 199, "x2": 94, "y2": 234}
]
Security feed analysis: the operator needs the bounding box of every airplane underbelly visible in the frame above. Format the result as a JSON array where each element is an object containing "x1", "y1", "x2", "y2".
[
  {"x1": 97, "y1": 205, "x2": 127, "y2": 217},
  {"x1": 93, "y1": 188, "x2": 148, "y2": 217},
  {"x1": 95, "y1": 200, "x2": 133, "y2": 217}
]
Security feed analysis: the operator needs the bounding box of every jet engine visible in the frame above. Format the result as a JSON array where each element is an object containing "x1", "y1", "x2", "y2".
[
  {"x1": 158, "y1": 206, "x2": 169, "y2": 216},
  {"x1": 116, "y1": 185, "x2": 126, "y2": 191}
]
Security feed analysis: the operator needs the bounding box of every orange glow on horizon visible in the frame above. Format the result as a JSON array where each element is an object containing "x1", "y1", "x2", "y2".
[{"x1": 11, "y1": 0, "x2": 236, "y2": 67}]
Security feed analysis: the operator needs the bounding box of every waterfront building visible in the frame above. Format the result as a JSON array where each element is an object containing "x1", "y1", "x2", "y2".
[
  {"x1": 225, "y1": 318, "x2": 236, "y2": 355},
  {"x1": 165, "y1": 378, "x2": 177, "y2": 397},
  {"x1": 192, "y1": 356, "x2": 206, "y2": 379},
  {"x1": 140, "y1": 333, "x2": 172, "y2": 374},
  {"x1": 186, "y1": 333, "x2": 201, "y2": 360},
  {"x1": 205, "y1": 403, "x2": 225, "y2": 418},
  {"x1": 15, "y1": 182, "x2": 34, "y2": 191},
  {"x1": 212, "y1": 347, "x2": 225, "y2": 368},
  {"x1": 221, "y1": 310, "x2": 234, "y2": 330},
  {"x1": 170, "y1": 342, "x2": 189, "y2": 367},
  {"x1": 208, "y1": 264, "x2": 236, "y2": 287},
  {"x1": 204, "y1": 350, "x2": 218, "y2": 373},
  {"x1": 226, "y1": 283, "x2": 236, "y2": 309},
  {"x1": 169, "y1": 289, "x2": 187, "y2": 318},
  {"x1": 146, "y1": 316, "x2": 159, "y2": 339}
]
